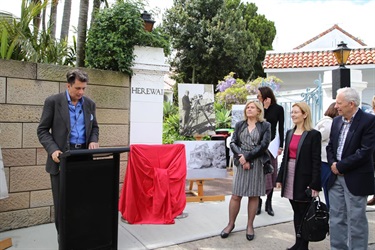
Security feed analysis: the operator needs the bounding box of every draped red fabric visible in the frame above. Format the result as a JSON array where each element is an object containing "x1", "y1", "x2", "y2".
[{"x1": 119, "y1": 144, "x2": 187, "y2": 224}]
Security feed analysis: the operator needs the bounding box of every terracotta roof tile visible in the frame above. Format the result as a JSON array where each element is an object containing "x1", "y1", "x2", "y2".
[
  {"x1": 293, "y1": 24, "x2": 367, "y2": 50},
  {"x1": 263, "y1": 48, "x2": 375, "y2": 69}
]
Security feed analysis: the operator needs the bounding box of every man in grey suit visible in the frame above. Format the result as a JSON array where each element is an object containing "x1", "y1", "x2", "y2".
[
  {"x1": 37, "y1": 69, "x2": 99, "y2": 238},
  {"x1": 327, "y1": 87, "x2": 375, "y2": 250}
]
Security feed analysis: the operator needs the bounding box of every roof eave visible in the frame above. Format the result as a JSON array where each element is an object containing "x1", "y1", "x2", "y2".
[{"x1": 264, "y1": 64, "x2": 375, "y2": 73}]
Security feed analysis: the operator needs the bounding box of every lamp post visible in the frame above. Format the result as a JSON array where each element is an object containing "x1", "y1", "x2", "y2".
[
  {"x1": 332, "y1": 41, "x2": 352, "y2": 99},
  {"x1": 140, "y1": 11, "x2": 155, "y2": 32}
]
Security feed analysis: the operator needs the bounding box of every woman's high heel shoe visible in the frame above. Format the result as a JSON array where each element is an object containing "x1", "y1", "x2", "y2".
[
  {"x1": 246, "y1": 226, "x2": 255, "y2": 241},
  {"x1": 220, "y1": 224, "x2": 235, "y2": 238}
]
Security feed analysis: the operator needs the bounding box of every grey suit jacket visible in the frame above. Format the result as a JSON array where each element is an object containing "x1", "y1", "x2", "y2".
[{"x1": 37, "y1": 92, "x2": 99, "y2": 175}]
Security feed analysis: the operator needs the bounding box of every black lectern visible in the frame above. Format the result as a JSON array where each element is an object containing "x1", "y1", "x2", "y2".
[{"x1": 59, "y1": 147, "x2": 129, "y2": 250}]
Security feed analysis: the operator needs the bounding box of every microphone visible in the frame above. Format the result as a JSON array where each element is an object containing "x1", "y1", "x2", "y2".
[{"x1": 66, "y1": 109, "x2": 83, "y2": 151}]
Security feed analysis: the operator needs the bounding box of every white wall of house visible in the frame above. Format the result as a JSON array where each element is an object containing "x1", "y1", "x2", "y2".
[
  {"x1": 266, "y1": 66, "x2": 375, "y2": 104},
  {"x1": 298, "y1": 29, "x2": 363, "y2": 51}
]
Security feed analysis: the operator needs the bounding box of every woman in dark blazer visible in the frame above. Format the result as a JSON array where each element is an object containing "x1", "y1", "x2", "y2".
[{"x1": 276, "y1": 102, "x2": 321, "y2": 250}]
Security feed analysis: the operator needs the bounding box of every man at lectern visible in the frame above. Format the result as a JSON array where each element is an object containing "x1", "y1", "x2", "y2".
[{"x1": 37, "y1": 69, "x2": 99, "y2": 240}]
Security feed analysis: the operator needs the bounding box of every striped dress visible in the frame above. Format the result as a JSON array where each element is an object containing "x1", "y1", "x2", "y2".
[{"x1": 232, "y1": 127, "x2": 266, "y2": 197}]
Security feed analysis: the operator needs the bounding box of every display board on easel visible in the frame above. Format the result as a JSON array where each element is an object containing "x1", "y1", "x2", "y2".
[
  {"x1": 174, "y1": 140, "x2": 227, "y2": 202},
  {"x1": 174, "y1": 140, "x2": 227, "y2": 179}
]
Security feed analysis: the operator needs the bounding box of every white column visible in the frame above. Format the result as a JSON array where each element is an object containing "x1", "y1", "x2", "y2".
[
  {"x1": 130, "y1": 46, "x2": 170, "y2": 144},
  {"x1": 322, "y1": 69, "x2": 368, "y2": 111}
]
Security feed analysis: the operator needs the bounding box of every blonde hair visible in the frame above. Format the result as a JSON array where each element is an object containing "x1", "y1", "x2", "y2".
[
  {"x1": 372, "y1": 95, "x2": 375, "y2": 109},
  {"x1": 292, "y1": 102, "x2": 313, "y2": 131},
  {"x1": 243, "y1": 100, "x2": 265, "y2": 122}
]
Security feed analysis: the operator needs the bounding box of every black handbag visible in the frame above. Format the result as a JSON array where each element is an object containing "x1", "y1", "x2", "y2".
[
  {"x1": 262, "y1": 151, "x2": 273, "y2": 175},
  {"x1": 263, "y1": 161, "x2": 274, "y2": 175},
  {"x1": 298, "y1": 196, "x2": 329, "y2": 242}
]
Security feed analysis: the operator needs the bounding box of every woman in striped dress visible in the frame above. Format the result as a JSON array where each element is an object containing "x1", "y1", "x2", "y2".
[{"x1": 220, "y1": 100, "x2": 271, "y2": 241}]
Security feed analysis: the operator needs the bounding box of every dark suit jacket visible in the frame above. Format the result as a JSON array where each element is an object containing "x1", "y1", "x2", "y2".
[
  {"x1": 326, "y1": 108, "x2": 375, "y2": 196},
  {"x1": 276, "y1": 129, "x2": 322, "y2": 201},
  {"x1": 37, "y1": 92, "x2": 99, "y2": 175}
]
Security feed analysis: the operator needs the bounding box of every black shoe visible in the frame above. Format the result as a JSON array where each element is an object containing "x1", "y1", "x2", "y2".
[
  {"x1": 286, "y1": 246, "x2": 297, "y2": 250},
  {"x1": 265, "y1": 199, "x2": 274, "y2": 216},
  {"x1": 286, "y1": 238, "x2": 302, "y2": 250},
  {"x1": 220, "y1": 224, "x2": 235, "y2": 238},
  {"x1": 267, "y1": 208, "x2": 274, "y2": 216},
  {"x1": 246, "y1": 226, "x2": 254, "y2": 241},
  {"x1": 246, "y1": 233, "x2": 254, "y2": 241},
  {"x1": 256, "y1": 198, "x2": 262, "y2": 215}
]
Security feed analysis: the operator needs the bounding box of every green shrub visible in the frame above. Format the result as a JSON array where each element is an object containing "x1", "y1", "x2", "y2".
[{"x1": 86, "y1": 1, "x2": 170, "y2": 74}]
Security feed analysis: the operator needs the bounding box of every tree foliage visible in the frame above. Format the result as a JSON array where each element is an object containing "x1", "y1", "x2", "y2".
[
  {"x1": 85, "y1": 1, "x2": 170, "y2": 75},
  {"x1": 0, "y1": 0, "x2": 73, "y2": 65},
  {"x1": 162, "y1": 0, "x2": 276, "y2": 86},
  {"x1": 246, "y1": 10, "x2": 276, "y2": 77}
]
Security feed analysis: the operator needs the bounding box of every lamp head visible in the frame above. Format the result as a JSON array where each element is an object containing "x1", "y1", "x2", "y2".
[
  {"x1": 333, "y1": 41, "x2": 351, "y2": 68},
  {"x1": 141, "y1": 11, "x2": 155, "y2": 32}
]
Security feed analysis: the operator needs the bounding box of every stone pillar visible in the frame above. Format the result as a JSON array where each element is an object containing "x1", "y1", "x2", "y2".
[
  {"x1": 322, "y1": 69, "x2": 368, "y2": 110},
  {"x1": 130, "y1": 46, "x2": 170, "y2": 144}
]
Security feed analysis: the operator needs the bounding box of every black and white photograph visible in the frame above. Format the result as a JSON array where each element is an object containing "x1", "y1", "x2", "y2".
[
  {"x1": 231, "y1": 104, "x2": 246, "y2": 128},
  {"x1": 174, "y1": 140, "x2": 227, "y2": 179},
  {"x1": 178, "y1": 84, "x2": 216, "y2": 136}
]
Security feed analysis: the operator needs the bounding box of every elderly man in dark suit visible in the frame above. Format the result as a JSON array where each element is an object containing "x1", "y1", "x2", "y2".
[
  {"x1": 37, "y1": 69, "x2": 99, "y2": 238},
  {"x1": 327, "y1": 87, "x2": 375, "y2": 250}
]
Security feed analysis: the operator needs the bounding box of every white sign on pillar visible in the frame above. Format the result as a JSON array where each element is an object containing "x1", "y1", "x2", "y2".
[{"x1": 130, "y1": 46, "x2": 169, "y2": 144}]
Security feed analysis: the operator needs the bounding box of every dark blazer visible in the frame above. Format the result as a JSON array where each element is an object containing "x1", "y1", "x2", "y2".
[
  {"x1": 37, "y1": 92, "x2": 99, "y2": 175},
  {"x1": 326, "y1": 108, "x2": 375, "y2": 196},
  {"x1": 276, "y1": 129, "x2": 321, "y2": 201},
  {"x1": 230, "y1": 120, "x2": 271, "y2": 163}
]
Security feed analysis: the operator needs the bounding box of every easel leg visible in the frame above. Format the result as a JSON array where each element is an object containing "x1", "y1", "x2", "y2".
[
  {"x1": 189, "y1": 180, "x2": 194, "y2": 191},
  {"x1": 0, "y1": 238, "x2": 12, "y2": 250},
  {"x1": 197, "y1": 179, "x2": 204, "y2": 196},
  {"x1": 186, "y1": 179, "x2": 225, "y2": 203}
]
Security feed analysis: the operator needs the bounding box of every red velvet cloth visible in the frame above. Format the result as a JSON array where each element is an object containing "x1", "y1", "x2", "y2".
[{"x1": 119, "y1": 144, "x2": 187, "y2": 224}]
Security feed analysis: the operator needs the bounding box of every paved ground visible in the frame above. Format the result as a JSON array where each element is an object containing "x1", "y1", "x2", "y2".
[
  {"x1": 158, "y1": 211, "x2": 375, "y2": 250},
  {"x1": 2, "y1": 170, "x2": 375, "y2": 249},
  {"x1": 176, "y1": 171, "x2": 375, "y2": 250}
]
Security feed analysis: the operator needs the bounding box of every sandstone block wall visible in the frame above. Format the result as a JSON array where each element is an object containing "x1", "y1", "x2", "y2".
[{"x1": 0, "y1": 59, "x2": 130, "y2": 232}]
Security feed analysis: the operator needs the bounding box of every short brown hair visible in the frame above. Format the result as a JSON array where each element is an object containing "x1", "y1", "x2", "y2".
[
  {"x1": 66, "y1": 69, "x2": 89, "y2": 85},
  {"x1": 324, "y1": 102, "x2": 338, "y2": 118}
]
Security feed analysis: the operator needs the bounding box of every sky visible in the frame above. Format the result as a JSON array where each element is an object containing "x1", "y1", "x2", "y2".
[{"x1": 1, "y1": 0, "x2": 374, "y2": 51}]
